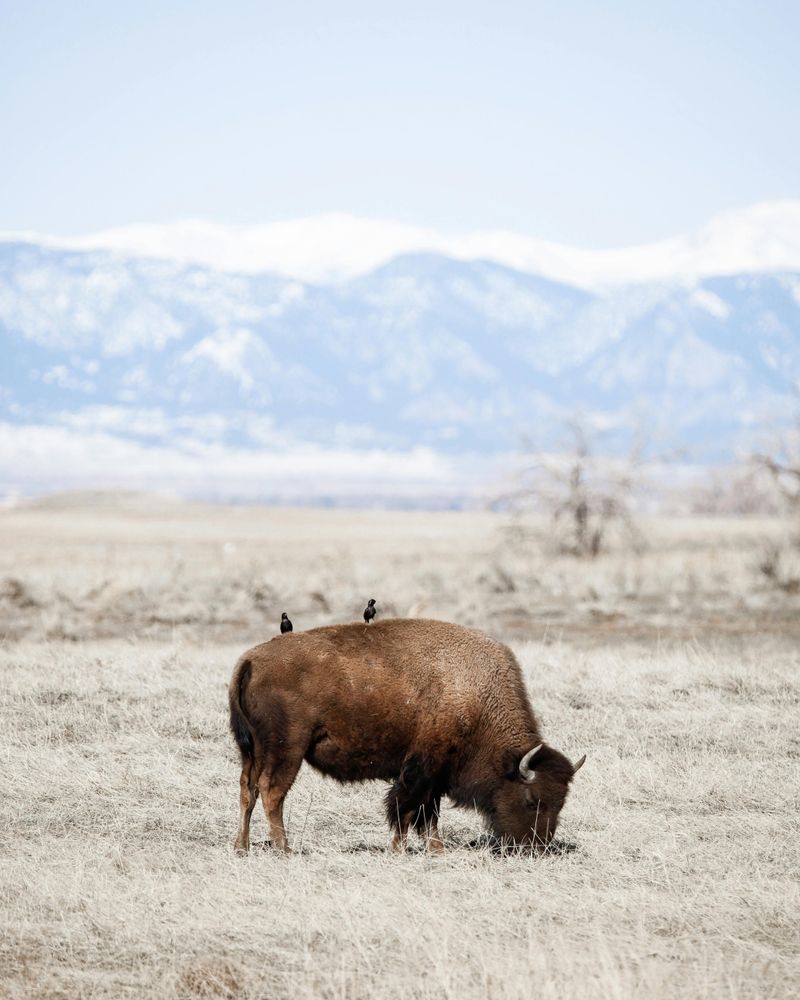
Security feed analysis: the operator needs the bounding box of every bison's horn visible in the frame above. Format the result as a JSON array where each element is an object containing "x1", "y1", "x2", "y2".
[
  {"x1": 572, "y1": 754, "x2": 587, "y2": 774},
  {"x1": 518, "y1": 743, "x2": 543, "y2": 782}
]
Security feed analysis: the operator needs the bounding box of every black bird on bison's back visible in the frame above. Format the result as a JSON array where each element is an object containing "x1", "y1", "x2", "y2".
[
  {"x1": 363, "y1": 599, "x2": 376, "y2": 624},
  {"x1": 280, "y1": 612, "x2": 293, "y2": 634}
]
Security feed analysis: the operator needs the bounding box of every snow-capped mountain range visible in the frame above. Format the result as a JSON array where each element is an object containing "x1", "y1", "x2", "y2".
[
  {"x1": 8, "y1": 201, "x2": 800, "y2": 288},
  {"x1": 2, "y1": 203, "x2": 799, "y2": 501}
]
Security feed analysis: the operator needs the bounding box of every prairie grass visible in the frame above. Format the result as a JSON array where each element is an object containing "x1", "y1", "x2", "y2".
[
  {"x1": 1, "y1": 637, "x2": 798, "y2": 999},
  {"x1": 0, "y1": 498, "x2": 796, "y2": 644},
  {"x1": 0, "y1": 498, "x2": 798, "y2": 998}
]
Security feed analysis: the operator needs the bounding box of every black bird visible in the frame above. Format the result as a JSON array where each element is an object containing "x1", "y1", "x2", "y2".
[
  {"x1": 280, "y1": 612, "x2": 293, "y2": 634},
  {"x1": 363, "y1": 598, "x2": 377, "y2": 624}
]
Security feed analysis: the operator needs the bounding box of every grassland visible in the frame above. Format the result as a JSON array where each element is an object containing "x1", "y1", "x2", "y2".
[{"x1": 0, "y1": 495, "x2": 798, "y2": 998}]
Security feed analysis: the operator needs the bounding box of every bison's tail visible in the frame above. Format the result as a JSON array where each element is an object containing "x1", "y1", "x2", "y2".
[{"x1": 229, "y1": 657, "x2": 255, "y2": 763}]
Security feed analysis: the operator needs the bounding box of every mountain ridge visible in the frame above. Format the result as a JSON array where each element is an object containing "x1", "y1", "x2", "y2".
[
  {"x1": 5, "y1": 200, "x2": 800, "y2": 289},
  {"x1": 1, "y1": 232, "x2": 799, "y2": 500}
]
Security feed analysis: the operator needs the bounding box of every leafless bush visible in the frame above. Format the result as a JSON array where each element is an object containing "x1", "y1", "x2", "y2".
[
  {"x1": 688, "y1": 465, "x2": 784, "y2": 516},
  {"x1": 752, "y1": 427, "x2": 800, "y2": 592},
  {"x1": 753, "y1": 450, "x2": 800, "y2": 525},
  {"x1": 757, "y1": 542, "x2": 800, "y2": 594},
  {"x1": 506, "y1": 423, "x2": 645, "y2": 558}
]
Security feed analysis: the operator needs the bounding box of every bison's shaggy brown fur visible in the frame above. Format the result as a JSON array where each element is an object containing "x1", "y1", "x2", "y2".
[{"x1": 229, "y1": 618, "x2": 584, "y2": 852}]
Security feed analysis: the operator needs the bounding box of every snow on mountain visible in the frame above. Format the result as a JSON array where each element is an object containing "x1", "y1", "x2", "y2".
[
  {"x1": 2, "y1": 212, "x2": 800, "y2": 501},
  {"x1": 5, "y1": 201, "x2": 800, "y2": 289}
]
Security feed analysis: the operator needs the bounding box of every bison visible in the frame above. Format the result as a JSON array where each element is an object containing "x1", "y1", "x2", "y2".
[{"x1": 229, "y1": 618, "x2": 585, "y2": 853}]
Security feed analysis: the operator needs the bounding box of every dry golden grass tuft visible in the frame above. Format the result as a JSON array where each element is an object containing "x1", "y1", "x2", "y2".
[
  {"x1": 176, "y1": 958, "x2": 241, "y2": 998},
  {"x1": 0, "y1": 498, "x2": 798, "y2": 998}
]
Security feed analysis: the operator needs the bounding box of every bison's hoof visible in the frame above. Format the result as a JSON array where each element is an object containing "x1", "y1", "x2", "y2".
[{"x1": 252, "y1": 839, "x2": 290, "y2": 853}]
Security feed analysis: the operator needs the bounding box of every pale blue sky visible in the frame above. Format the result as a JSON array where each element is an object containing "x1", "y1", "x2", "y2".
[{"x1": 2, "y1": 0, "x2": 798, "y2": 245}]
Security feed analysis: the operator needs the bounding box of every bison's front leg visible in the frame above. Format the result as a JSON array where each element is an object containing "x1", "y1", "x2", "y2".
[
  {"x1": 415, "y1": 795, "x2": 445, "y2": 855},
  {"x1": 386, "y1": 755, "x2": 444, "y2": 854},
  {"x1": 388, "y1": 805, "x2": 444, "y2": 854},
  {"x1": 426, "y1": 822, "x2": 445, "y2": 855},
  {"x1": 386, "y1": 775, "x2": 415, "y2": 853},
  {"x1": 389, "y1": 812, "x2": 413, "y2": 853}
]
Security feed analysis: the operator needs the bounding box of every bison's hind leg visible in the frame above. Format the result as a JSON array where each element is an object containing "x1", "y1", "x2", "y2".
[
  {"x1": 234, "y1": 757, "x2": 260, "y2": 854},
  {"x1": 257, "y1": 745, "x2": 306, "y2": 853},
  {"x1": 386, "y1": 754, "x2": 445, "y2": 854}
]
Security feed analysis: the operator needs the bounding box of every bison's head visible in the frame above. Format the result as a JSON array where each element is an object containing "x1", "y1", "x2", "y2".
[{"x1": 493, "y1": 743, "x2": 586, "y2": 849}]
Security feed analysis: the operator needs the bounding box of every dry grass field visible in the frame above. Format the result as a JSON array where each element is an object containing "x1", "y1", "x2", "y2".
[{"x1": 1, "y1": 495, "x2": 798, "y2": 999}]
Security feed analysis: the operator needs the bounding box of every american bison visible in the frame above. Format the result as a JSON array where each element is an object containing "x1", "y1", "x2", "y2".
[{"x1": 229, "y1": 618, "x2": 585, "y2": 853}]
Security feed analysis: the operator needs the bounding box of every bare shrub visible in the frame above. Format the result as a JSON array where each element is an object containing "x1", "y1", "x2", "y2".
[
  {"x1": 753, "y1": 427, "x2": 800, "y2": 594},
  {"x1": 0, "y1": 576, "x2": 40, "y2": 608},
  {"x1": 754, "y1": 447, "x2": 800, "y2": 526},
  {"x1": 688, "y1": 465, "x2": 784, "y2": 516},
  {"x1": 757, "y1": 542, "x2": 800, "y2": 594},
  {"x1": 506, "y1": 423, "x2": 645, "y2": 558}
]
